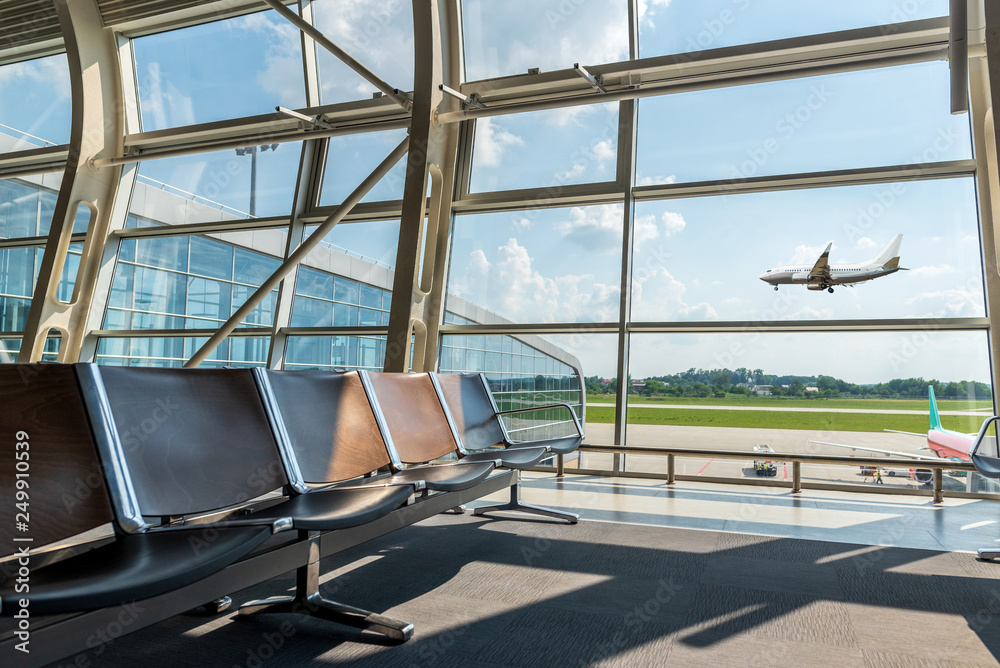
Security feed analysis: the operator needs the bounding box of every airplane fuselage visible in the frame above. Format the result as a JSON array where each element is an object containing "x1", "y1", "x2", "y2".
[
  {"x1": 759, "y1": 263, "x2": 900, "y2": 288},
  {"x1": 926, "y1": 427, "x2": 975, "y2": 462}
]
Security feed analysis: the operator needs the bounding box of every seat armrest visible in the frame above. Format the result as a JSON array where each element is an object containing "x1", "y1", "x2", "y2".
[
  {"x1": 496, "y1": 402, "x2": 584, "y2": 439},
  {"x1": 323, "y1": 480, "x2": 428, "y2": 493},
  {"x1": 144, "y1": 516, "x2": 295, "y2": 535}
]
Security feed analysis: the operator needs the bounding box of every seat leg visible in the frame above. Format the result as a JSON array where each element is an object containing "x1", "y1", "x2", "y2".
[
  {"x1": 184, "y1": 595, "x2": 233, "y2": 616},
  {"x1": 473, "y1": 479, "x2": 578, "y2": 524},
  {"x1": 238, "y1": 532, "x2": 413, "y2": 643},
  {"x1": 978, "y1": 548, "x2": 1000, "y2": 561}
]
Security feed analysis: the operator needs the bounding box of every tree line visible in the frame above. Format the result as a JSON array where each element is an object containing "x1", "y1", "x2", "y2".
[{"x1": 584, "y1": 367, "x2": 992, "y2": 400}]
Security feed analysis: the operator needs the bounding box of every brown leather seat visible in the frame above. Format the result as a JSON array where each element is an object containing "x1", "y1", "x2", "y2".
[{"x1": 260, "y1": 369, "x2": 497, "y2": 492}]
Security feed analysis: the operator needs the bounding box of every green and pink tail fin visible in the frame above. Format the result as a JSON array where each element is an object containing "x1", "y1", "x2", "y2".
[{"x1": 928, "y1": 385, "x2": 942, "y2": 431}]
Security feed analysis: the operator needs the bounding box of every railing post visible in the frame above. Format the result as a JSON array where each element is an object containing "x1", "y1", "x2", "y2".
[
  {"x1": 934, "y1": 467, "x2": 943, "y2": 503},
  {"x1": 792, "y1": 461, "x2": 801, "y2": 493},
  {"x1": 667, "y1": 454, "x2": 675, "y2": 484}
]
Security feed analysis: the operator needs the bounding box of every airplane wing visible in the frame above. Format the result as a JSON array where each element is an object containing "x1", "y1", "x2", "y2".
[
  {"x1": 884, "y1": 429, "x2": 927, "y2": 438},
  {"x1": 808, "y1": 439, "x2": 942, "y2": 461},
  {"x1": 808, "y1": 243, "x2": 833, "y2": 280}
]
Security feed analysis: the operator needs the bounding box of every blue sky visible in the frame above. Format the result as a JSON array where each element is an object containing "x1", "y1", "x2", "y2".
[{"x1": 2, "y1": 1, "x2": 986, "y2": 384}]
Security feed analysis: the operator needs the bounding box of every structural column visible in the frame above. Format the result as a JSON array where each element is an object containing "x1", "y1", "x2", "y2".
[
  {"x1": 383, "y1": 0, "x2": 462, "y2": 372},
  {"x1": 18, "y1": 0, "x2": 125, "y2": 362}
]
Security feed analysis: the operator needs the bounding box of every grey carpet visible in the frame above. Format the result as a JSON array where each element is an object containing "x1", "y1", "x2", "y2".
[{"x1": 47, "y1": 515, "x2": 1000, "y2": 667}]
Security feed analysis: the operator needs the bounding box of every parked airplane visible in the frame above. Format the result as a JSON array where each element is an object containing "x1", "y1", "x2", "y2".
[
  {"x1": 759, "y1": 234, "x2": 906, "y2": 293},
  {"x1": 809, "y1": 386, "x2": 989, "y2": 484}
]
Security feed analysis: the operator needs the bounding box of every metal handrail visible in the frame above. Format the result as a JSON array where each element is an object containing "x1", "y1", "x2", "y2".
[
  {"x1": 970, "y1": 415, "x2": 1000, "y2": 458},
  {"x1": 575, "y1": 443, "x2": 979, "y2": 503}
]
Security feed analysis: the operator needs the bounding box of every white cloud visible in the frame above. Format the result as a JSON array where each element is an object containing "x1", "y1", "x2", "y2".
[
  {"x1": 789, "y1": 243, "x2": 832, "y2": 264},
  {"x1": 661, "y1": 211, "x2": 686, "y2": 236},
  {"x1": 555, "y1": 163, "x2": 587, "y2": 182},
  {"x1": 905, "y1": 288, "x2": 984, "y2": 317},
  {"x1": 855, "y1": 237, "x2": 877, "y2": 250},
  {"x1": 474, "y1": 118, "x2": 525, "y2": 167},
  {"x1": 234, "y1": 14, "x2": 304, "y2": 107},
  {"x1": 909, "y1": 265, "x2": 957, "y2": 279},
  {"x1": 632, "y1": 266, "x2": 718, "y2": 321},
  {"x1": 637, "y1": 0, "x2": 674, "y2": 27},
  {"x1": 555, "y1": 205, "x2": 623, "y2": 251},
  {"x1": 455, "y1": 238, "x2": 619, "y2": 322},
  {"x1": 592, "y1": 139, "x2": 615, "y2": 165},
  {"x1": 637, "y1": 175, "x2": 677, "y2": 186}
]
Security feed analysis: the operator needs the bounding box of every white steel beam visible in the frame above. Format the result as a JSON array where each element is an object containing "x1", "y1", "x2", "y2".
[
  {"x1": 18, "y1": 0, "x2": 126, "y2": 362},
  {"x1": 383, "y1": 0, "x2": 462, "y2": 373}
]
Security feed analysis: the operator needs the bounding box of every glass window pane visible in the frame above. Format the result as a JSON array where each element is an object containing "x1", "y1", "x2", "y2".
[
  {"x1": 313, "y1": 0, "x2": 414, "y2": 104},
  {"x1": 95, "y1": 335, "x2": 268, "y2": 367},
  {"x1": 639, "y1": 1, "x2": 948, "y2": 60},
  {"x1": 470, "y1": 104, "x2": 618, "y2": 193},
  {"x1": 285, "y1": 334, "x2": 386, "y2": 371},
  {"x1": 448, "y1": 205, "x2": 623, "y2": 323},
  {"x1": 289, "y1": 221, "x2": 396, "y2": 332},
  {"x1": 462, "y1": 0, "x2": 628, "y2": 82},
  {"x1": 103, "y1": 231, "x2": 280, "y2": 330},
  {"x1": 130, "y1": 143, "x2": 302, "y2": 222},
  {"x1": 624, "y1": 331, "x2": 991, "y2": 491},
  {"x1": 133, "y1": 10, "x2": 305, "y2": 131},
  {"x1": 631, "y1": 177, "x2": 983, "y2": 322},
  {"x1": 319, "y1": 130, "x2": 408, "y2": 205},
  {"x1": 0, "y1": 54, "x2": 71, "y2": 152},
  {"x1": 636, "y1": 61, "x2": 971, "y2": 185}
]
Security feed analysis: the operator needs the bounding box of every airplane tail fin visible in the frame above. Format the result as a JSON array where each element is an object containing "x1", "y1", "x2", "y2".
[
  {"x1": 875, "y1": 234, "x2": 903, "y2": 265},
  {"x1": 928, "y1": 385, "x2": 942, "y2": 431}
]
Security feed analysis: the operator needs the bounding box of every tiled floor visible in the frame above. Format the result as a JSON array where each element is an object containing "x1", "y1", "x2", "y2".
[{"x1": 487, "y1": 471, "x2": 1000, "y2": 554}]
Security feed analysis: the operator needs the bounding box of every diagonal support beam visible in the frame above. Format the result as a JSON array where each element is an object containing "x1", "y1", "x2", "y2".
[
  {"x1": 184, "y1": 136, "x2": 410, "y2": 368},
  {"x1": 260, "y1": 0, "x2": 412, "y2": 112}
]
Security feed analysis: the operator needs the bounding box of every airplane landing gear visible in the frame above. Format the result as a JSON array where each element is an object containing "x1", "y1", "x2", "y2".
[
  {"x1": 773, "y1": 286, "x2": 778, "y2": 291},
  {"x1": 828, "y1": 287, "x2": 834, "y2": 293}
]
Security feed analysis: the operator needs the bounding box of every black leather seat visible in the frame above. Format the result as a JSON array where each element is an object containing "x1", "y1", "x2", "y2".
[
  {"x1": 0, "y1": 525, "x2": 272, "y2": 615},
  {"x1": 434, "y1": 372, "x2": 583, "y2": 457}
]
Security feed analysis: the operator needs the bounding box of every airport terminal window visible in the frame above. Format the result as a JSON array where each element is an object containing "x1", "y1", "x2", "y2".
[
  {"x1": 284, "y1": 334, "x2": 388, "y2": 371},
  {"x1": 630, "y1": 177, "x2": 984, "y2": 322},
  {"x1": 637, "y1": 1, "x2": 948, "y2": 60},
  {"x1": 313, "y1": 0, "x2": 414, "y2": 105},
  {"x1": 289, "y1": 221, "x2": 396, "y2": 328},
  {"x1": 447, "y1": 205, "x2": 623, "y2": 324},
  {"x1": 636, "y1": 61, "x2": 970, "y2": 186},
  {"x1": 623, "y1": 330, "x2": 992, "y2": 488},
  {"x1": 132, "y1": 9, "x2": 306, "y2": 131},
  {"x1": 0, "y1": 243, "x2": 82, "y2": 334},
  {"x1": 468, "y1": 104, "x2": 619, "y2": 193},
  {"x1": 104, "y1": 232, "x2": 280, "y2": 331},
  {"x1": 319, "y1": 129, "x2": 409, "y2": 206},
  {"x1": 0, "y1": 54, "x2": 71, "y2": 152},
  {"x1": 461, "y1": 0, "x2": 629, "y2": 82},
  {"x1": 129, "y1": 142, "x2": 303, "y2": 222},
  {"x1": 95, "y1": 335, "x2": 269, "y2": 367},
  {"x1": 1, "y1": 176, "x2": 92, "y2": 238}
]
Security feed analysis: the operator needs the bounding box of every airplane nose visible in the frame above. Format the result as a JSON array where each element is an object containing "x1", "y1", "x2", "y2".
[{"x1": 758, "y1": 273, "x2": 770, "y2": 282}]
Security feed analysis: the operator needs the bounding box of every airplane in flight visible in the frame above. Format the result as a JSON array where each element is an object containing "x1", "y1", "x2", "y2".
[
  {"x1": 809, "y1": 386, "x2": 990, "y2": 483},
  {"x1": 759, "y1": 234, "x2": 906, "y2": 293}
]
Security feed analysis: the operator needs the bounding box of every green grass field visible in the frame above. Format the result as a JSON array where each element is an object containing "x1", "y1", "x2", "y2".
[
  {"x1": 586, "y1": 394, "x2": 992, "y2": 412},
  {"x1": 584, "y1": 405, "x2": 984, "y2": 433}
]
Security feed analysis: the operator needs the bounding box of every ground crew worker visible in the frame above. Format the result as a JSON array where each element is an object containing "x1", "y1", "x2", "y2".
[{"x1": 875, "y1": 469, "x2": 884, "y2": 484}]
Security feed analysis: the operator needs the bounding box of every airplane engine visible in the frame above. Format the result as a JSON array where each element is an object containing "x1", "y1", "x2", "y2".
[
  {"x1": 912, "y1": 468, "x2": 933, "y2": 484},
  {"x1": 807, "y1": 284, "x2": 826, "y2": 291}
]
